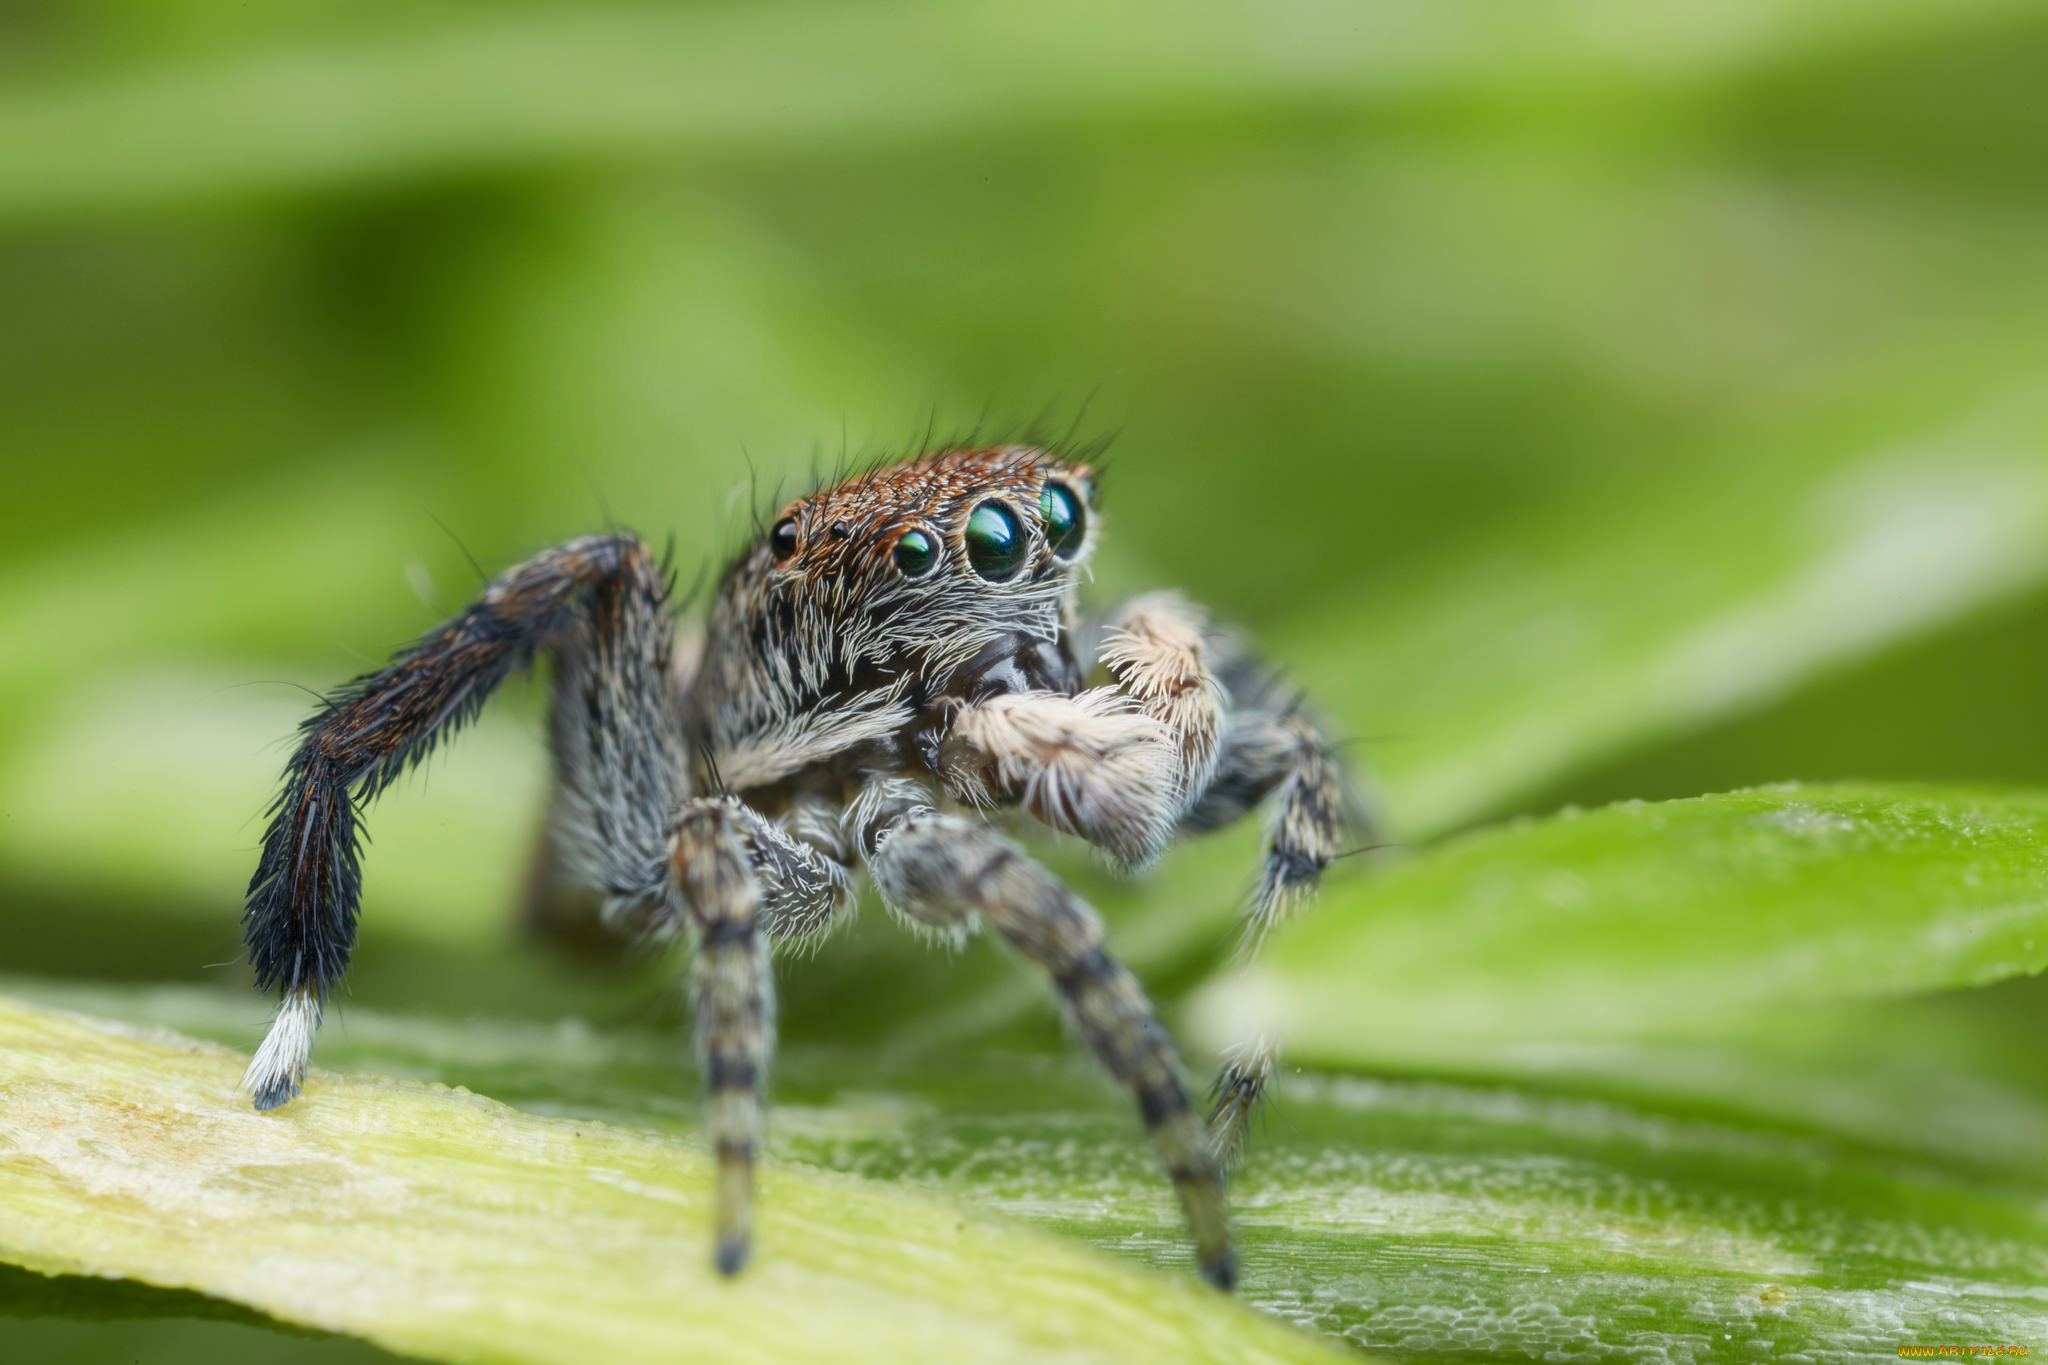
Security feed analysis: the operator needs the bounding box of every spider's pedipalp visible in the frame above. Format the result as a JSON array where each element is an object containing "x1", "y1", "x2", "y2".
[
  {"x1": 939, "y1": 688, "x2": 1178, "y2": 867},
  {"x1": 868, "y1": 810, "x2": 1236, "y2": 1290},
  {"x1": 1098, "y1": 593, "x2": 1229, "y2": 808}
]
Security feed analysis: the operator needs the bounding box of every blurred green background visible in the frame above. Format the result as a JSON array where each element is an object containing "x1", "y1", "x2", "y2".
[
  {"x1": 8, "y1": 0, "x2": 2048, "y2": 995},
  {"x1": 5, "y1": 1, "x2": 2048, "y2": 1360}
]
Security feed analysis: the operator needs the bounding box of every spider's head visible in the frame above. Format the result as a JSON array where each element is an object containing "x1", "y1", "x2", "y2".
[
  {"x1": 754, "y1": 446, "x2": 1096, "y2": 601},
  {"x1": 724, "y1": 446, "x2": 1097, "y2": 650},
  {"x1": 695, "y1": 448, "x2": 1100, "y2": 769}
]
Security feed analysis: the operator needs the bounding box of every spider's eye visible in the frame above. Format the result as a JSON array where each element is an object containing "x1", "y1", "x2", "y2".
[
  {"x1": 964, "y1": 501, "x2": 1026, "y2": 581},
  {"x1": 769, "y1": 517, "x2": 799, "y2": 561},
  {"x1": 893, "y1": 528, "x2": 938, "y2": 577},
  {"x1": 1039, "y1": 481, "x2": 1085, "y2": 559}
]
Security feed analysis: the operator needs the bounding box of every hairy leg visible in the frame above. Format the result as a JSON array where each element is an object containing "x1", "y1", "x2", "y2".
[
  {"x1": 726, "y1": 793, "x2": 857, "y2": 943},
  {"x1": 1096, "y1": 592, "x2": 1350, "y2": 1162},
  {"x1": 868, "y1": 809, "x2": 1236, "y2": 1289},
  {"x1": 529, "y1": 780, "x2": 847, "y2": 1274},
  {"x1": 1179, "y1": 652, "x2": 1357, "y2": 1165},
  {"x1": 524, "y1": 622, "x2": 705, "y2": 953},
  {"x1": 1192, "y1": 712, "x2": 1349, "y2": 956},
  {"x1": 242, "y1": 533, "x2": 679, "y2": 1109},
  {"x1": 528, "y1": 788, "x2": 851, "y2": 953},
  {"x1": 669, "y1": 797, "x2": 776, "y2": 1276}
]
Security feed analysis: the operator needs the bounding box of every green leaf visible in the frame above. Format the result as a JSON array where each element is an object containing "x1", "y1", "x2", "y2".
[
  {"x1": 11, "y1": 982, "x2": 2047, "y2": 1359},
  {"x1": 1195, "y1": 782, "x2": 2048, "y2": 1069},
  {"x1": 0, "y1": 994, "x2": 1345, "y2": 1365}
]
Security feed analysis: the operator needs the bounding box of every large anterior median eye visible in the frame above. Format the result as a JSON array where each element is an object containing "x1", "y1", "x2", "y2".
[
  {"x1": 1039, "y1": 481, "x2": 1085, "y2": 559},
  {"x1": 769, "y1": 517, "x2": 799, "y2": 561},
  {"x1": 964, "y1": 500, "x2": 1026, "y2": 580},
  {"x1": 893, "y1": 527, "x2": 937, "y2": 577}
]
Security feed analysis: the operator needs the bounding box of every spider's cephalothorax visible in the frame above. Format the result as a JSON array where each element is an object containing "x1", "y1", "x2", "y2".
[{"x1": 240, "y1": 446, "x2": 1352, "y2": 1291}]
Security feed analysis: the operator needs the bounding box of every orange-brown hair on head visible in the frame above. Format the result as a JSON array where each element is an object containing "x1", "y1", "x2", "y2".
[{"x1": 763, "y1": 447, "x2": 1094, "y2": 584}]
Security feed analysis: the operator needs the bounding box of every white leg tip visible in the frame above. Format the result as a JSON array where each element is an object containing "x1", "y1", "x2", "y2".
[{"x1": 244, "y1": 989, "x2": 321, "y2": 1111}]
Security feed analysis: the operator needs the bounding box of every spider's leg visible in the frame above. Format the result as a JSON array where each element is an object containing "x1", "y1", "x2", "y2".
[
  {"x1": 669, "y1": 797, "x2": 778, "y2": 1276},
  {"x1": 1185, "y1": 700, "x2": 1355, "y2": 1166},
  {"x1": 632, "y1": 792, "x2": 842, "y2": 1276},
  {"x1": 744, "y1": 792, "x2": 859, "y2": 944},
  {"x1": 242, "y1": 533, "x2": 681, "y2": 1109},
  {"x1": 524, "y1": 622, "x2": 704, "y2": 954},
  {"x1": 1096, "y1": 592, "x2": 1229, "y2": 810},
  {"x1": 869, "y1": 809, "x2": 1236, "y2": 1290},
  {"x1": 1194, "y1": 711, "x2": 1350, "y2": 957},
  {"x1": 1089, "y1": 593, "x2": 1359, "y2": 1164},
  {"x1": 1206, "y1": 1035, "x2": 1278, "y2": 1171}
]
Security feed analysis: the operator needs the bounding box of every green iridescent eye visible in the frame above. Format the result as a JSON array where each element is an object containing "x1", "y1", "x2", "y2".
[
  {"x1": 964, "y1": 501, "x2": 1026, "y2": 581},
  {"x1": 893, "y1": 528, "x2": 937, "y2": 577},
  {"x1": 1039, "y1": 481, "x2": 1085, "y2": 559}
]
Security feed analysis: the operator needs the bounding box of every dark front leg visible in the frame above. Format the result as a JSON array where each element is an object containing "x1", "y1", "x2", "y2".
[{"x1": 241, "y1": 533, "x2": 680, "y2": 1109}]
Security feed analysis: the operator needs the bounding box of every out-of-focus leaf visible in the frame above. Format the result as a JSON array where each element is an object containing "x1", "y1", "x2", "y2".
[
  {"x1": 1, "y1": 0, "x2": 2036, "y2": 221},
  {"x1": 0, "y1": 453, "x2": 454, "y2": 727},
  {"x1": 0, "y1": 995, "x2": 1345, "y2": 1365},
  {"x1": 0, "y1": 1260, "x2": 406, "y2": 1364},
  {"x1": 12, "y1": 980, "x2": 2047, "y2": 1360},
  {"x1": 0, "y1": 666, "x2": 545, "y2": 947},
  {"x1": 1284, "y1": 383, "x2": 2048, "y2": 839},
  {"x1": 1195, "y1": 783, "x2": 2048, "y2": 1069}
]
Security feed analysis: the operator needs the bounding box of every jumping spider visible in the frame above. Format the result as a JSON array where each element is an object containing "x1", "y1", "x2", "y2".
[{"x1": 241, "y1": 447, "x2": 1350, "y2": 1289}]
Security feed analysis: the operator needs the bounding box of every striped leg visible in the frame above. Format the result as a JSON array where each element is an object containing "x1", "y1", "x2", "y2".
[
  {"x1": 523, "y1": 624, "x2": 706, "y2": 955},
  {"x1": 670, "y1": 797, "x2": 774, "y2": 1276},
  {"x1": 868, "y1": 810, "x2": 1236, "y2": 1290},
  {"x1": 1098, "y1": 594, "x2": 1358, "y2": 1164},
  {"x1": 1227, "y1": 714, "x2": 1348, "y2": 957},
  {"x1": 1185, "y1": 705, "x2": 1354, "y2": 1165}
]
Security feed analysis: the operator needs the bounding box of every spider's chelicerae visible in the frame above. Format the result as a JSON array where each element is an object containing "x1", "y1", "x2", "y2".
[{"x1": 241, "y1": 446, "x2": 1352, "y2": 1289}]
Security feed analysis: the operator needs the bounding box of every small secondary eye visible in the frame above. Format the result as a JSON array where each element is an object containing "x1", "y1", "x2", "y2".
[
  {"x1": 769, "y1": 517, "x2": 799, "y2": 561},
  {"x1": 964, "y1": 501, "x2": 1026, "y2": 581},
  {"x1": 893, "y1": 528, "x2": 937, "y2": 577},
  {"x1": 1039, "y1": 481, "x2": 1085, "y2": 559}
]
